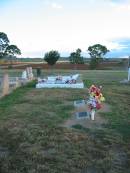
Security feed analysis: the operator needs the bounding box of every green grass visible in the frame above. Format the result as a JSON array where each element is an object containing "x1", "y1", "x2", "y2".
[{"x1": 0, "y1": 70, "x2": 130, "y2": 173}]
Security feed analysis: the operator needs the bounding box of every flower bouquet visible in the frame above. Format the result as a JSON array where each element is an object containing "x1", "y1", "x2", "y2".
[{"x1": 87, "y1": 85, "x2": 105, "y2": 120}]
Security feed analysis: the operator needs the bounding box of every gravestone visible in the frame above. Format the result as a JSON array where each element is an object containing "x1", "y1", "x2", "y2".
[
  {"x1": 36, "y1": 68, "x2": 41, "y2": 77},
  {"x1": 128, "y1": 67, "x2": 130, "y2": 81},
  {"x1": 74, "y1": 100, "x2": 86, "y2": 107},
  {"x1": 15, "y1": 77, "x2": 20, "y2": 88},
  {"x1": 22, "y1": 70, "x2": 27, "y2": 79},
  {"x1": 2, "y1": 74, "x2": 9, "y2": 96},
  {"x1": 26, "y1": 67, "x2": 33, "y2": 80},
  {"x1": 128, "y1": 56, "x2": 130, "y2": 81},
  {"x1": 29, "y1": 67, "x2": 33, "y2": 79},
  {"x1": 26, "y1": 67, "x2": 30, "y2": 79},
  {"x1": 76, "y1": 111, "x2": 90, "y2": 119},
  {"x1": 74, "y1": 100, "x2": 91, "y2": 120}
]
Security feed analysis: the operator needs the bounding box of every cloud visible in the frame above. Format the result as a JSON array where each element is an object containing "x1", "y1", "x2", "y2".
[
  {"x1": 108, "y1": 0, "x2": 130, "y2": 11},
  {"x1": 43, "y1": 0, "x2": 63, "y2": 9},
  {"x1": 108, "y1": 0, "x2": 129, "y2": 4},
  {"x1": 50, "y1": 2, "x2": 63, "y2": 9},
  {"x1": 106, "y1": 38, "x2": 130, "y2": 57}
]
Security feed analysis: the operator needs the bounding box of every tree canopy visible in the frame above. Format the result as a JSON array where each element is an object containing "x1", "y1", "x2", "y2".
[
  {"x1": 69, "y1": 48, "x2": 84, "y2": 64},
  {"x1": 0, "y1": 32, "x2": 9, "y2": 47},
  {"x1": 88, "y1": 44, "x2": 109, "y2": 69},
  {"x1": 88, "y1": 44, "x2": 109, "y2": 59},
  {"x1": 5, "y1": 45, "x2": 21, "y2": 56},
  {"x1": 44, "y1": 50, "x2": 60, "y2": 66},
  {"x1": 0, "y1": 32, "x2": 21, "y2": 59}
]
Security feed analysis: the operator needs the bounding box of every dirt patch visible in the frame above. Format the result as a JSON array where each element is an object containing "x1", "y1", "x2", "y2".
[{"x1": 63, "y1": 103, "x2": 111, "y2": 129}]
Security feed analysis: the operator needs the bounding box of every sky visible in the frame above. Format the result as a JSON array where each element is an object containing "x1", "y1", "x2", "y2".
[{"x1": 0, "y1": 0, "x2": 130, "y2": 58}]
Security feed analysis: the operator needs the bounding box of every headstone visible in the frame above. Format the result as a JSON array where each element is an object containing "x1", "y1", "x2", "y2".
[
  {"x1": 128, "y1": 56, "x2": 130, "y2": 81},
  {"x1": 128, "y1": 68, "x2": 130, "y2": 81},
  {"x1": 76, "y1": 111, "x2": 90, "y2": 119},
  {"x1": 15, "y1": 77, "x2": 20, "y2": 88},
  {"x1": 36, "y1": 68, "x2": 41, "y2": 77},
  {"x1": 74, "y1": 100, "x2": 86, "y2": 107},
  {"x1": 2, "y1": 74, "x2": 9, "y2": 96},
  {"x1": 22, "y1": 70, "x2": 27, "y2": 79},
  {"x1": 26, "y1": 67, "x2": 33, "y2": 80},
  {"x1": 26, "y1": 67, "x2": 30, "y2": 79},
  {"x1": 29, "y1": 67, "x2": 33, "y2": 79}
]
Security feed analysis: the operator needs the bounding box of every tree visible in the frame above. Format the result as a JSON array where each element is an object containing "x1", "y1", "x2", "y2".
[
  {"x1": 0, "y1": 32, "x2": 9, "y2": 58},
  {"x1": 5, "y1": 45, "x2": 21, "y2": 56},
  {"x1": 69, "y1": 48, "x2": 84, "y2": 64},
  {"x1": 5, "y1": 45, "x2": 21, "y2": 63},
  {"x1": 0, "y1": 32, "x2": 21, "y2": 60},
  {"x1": 88, "y1": 44, "x2": 109, "y2": 69},
  {"x1": 44, "y1": 50, "x2": 60, "y2": 66}
]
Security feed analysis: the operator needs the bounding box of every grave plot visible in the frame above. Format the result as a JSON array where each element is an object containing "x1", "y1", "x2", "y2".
[
  {"x1": 36, "y1": 74, "x2": 84, "y2": 88},
  {"x1": 74, "y1": 100, "x2": 90, "y2": 120},
  {"x1": 63, "y1": 101, "x2": 109, "y2": 129}
]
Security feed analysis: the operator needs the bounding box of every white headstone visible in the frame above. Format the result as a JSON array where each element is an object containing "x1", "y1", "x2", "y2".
[
  {"x1": 15, "y1": 77, "x2": 20, "y2": 88},
  {"x1": 128, "y1": 68, "x2": 130, "y2": 81},
  {"x1": 22, "y1": 70, "x2": 27, "y2": 79},
  {"x1": 26, "y1": 67, "x2": 33, "y2": 80},
  {"x1": 29, "y1": 67, "x2": 33, "y2": 79}
]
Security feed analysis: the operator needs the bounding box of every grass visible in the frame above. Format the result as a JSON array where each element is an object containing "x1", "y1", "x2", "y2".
[{"x1": 0, "y1": 69, "x2": 130, "y2": 173}]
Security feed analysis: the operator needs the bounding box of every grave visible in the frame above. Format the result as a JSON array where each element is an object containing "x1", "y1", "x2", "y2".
[
  {"x1": 74, "y1": 100, "x2": 91, "y2": 120},
  {"x1": 36, "y1": 74, "x2": 84, "y2": 88},
  {"x1": 76, "y1": 111, "x2": 90, "y2": 119}
]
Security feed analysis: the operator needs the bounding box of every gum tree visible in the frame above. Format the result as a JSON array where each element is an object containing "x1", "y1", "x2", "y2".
[
  {"x1": 88, "y1": 44, "x2": 109, "y2": 69},
  {"x1": 0, "y1": 32, "x2": 9, "y2": 58}
]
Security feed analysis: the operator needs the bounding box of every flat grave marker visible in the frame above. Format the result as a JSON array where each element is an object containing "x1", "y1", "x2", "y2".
[
  {"x1": 74, "y1": 100, "x2": 86, "y2": 107},
  {"x1": 76, "y1": 111, "x2": 90, "y2": 119}
]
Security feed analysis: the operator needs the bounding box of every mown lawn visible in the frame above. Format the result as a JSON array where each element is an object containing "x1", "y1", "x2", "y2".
[{"x1": 0, "y1": 70, "x2": 130, "y2": 173}]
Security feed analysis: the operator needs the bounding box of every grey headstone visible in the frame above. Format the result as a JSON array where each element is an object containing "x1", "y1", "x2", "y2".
[
  {"x1": 76, "y1": 111, "x2": 90, "y2": 119},
  {"x1": 2, "y1": 74, "x2": 9, "y2": 96},
  {"x1": 74, "y1": 100, "x2": 86, "y2": 107}
]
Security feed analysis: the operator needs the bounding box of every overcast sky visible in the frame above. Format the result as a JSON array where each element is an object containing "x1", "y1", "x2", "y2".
[{"x1": 0, "y1": 0, "x2": 130, "y2": 57}]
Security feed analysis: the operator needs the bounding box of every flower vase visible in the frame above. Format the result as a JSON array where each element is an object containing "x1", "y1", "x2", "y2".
[{"x1": 91, "y1": 109, "x2": 95, "y2": 120}]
